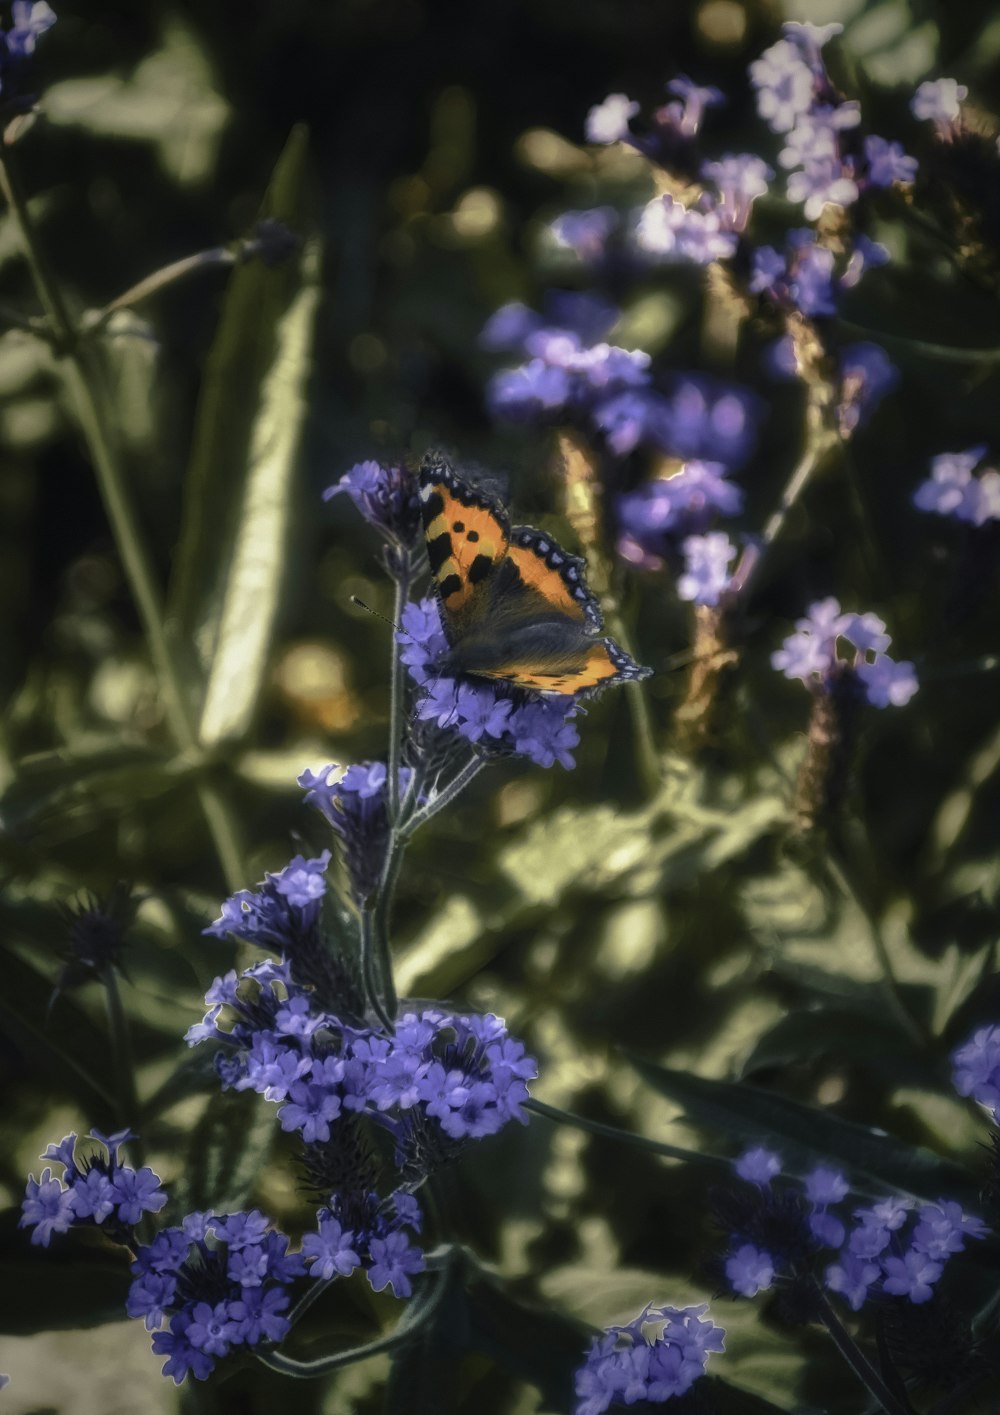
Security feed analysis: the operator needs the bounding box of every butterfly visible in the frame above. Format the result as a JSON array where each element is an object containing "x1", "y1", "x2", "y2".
[{"x1": 418, "y1": 452, "x2": 652, "y2": 696}]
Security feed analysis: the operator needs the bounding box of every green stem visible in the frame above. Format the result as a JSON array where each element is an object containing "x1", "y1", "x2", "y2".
[
  {"x1": 359, "y1": 903, "x2": 393, "y2": 1032},
  {"x1": 731, "y1": 420, "x2": 839, "y2": 602},
  {"x1": 0, "y1": 155, "x2": 246, "y2": 893},
  {"x1": 386, "y1": 565, "x2": 410, "y2": 825},
  {"x1": 84, "y1": 246, "x2": 236, "y2": 335},
  {"x1": 102, "y1": 969, "x2": 144, "y2": 1165},
  {"x1": 255, "y1": 1250, "x2": 455, "y2": 1378},
  {"x1": 811, "y1": 1283, "x2": 914, "y2": 1415},
  {"x1": 401, "y1": 756, "x2": 487, "y2": 839}
]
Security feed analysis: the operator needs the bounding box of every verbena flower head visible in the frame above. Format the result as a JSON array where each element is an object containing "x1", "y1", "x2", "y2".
[
  {"x1": 636, "y1": 193, "x2": 738, "y2": 265},
  {"x1": 952, "y1": 1024, "x2": 1000, "y2": 1117},
  {"x1": 299, "y1": 762, "x2": 413, "y2": 903},
  {"x1": 772, "y1": 597, "x2": 917, "y2": 708},
  {"x1": 189, "y1": 955, "x2": 538, "y2": 1154},
  {"x1": 205, "y1": 852, "x2": 330, "y2": 956},
  {"x1": 20, "y1": 1130, "x2": 165, "y2": 1246},
  {"x1": 914, "y1": 447, "x2": 1000, "y2": 527},
  {"x1": 573, "y1": 1302, "x2": 724, "y2": 1414},
  {"x1": 324, "y1": 460, "x2": 421, "y2": 557},
  {"x1": 129, "y1": 1209, "x2": 316, "y2": 1383},
  {"x1": 398, "y1": 596, "x2": 581, "y2": 768},
  {"x1": 54, "y1": 881, "x2": 136, "y2": 993},
  {"x1": 615, "y1": 460, "x2": 743, "y2": 571}
]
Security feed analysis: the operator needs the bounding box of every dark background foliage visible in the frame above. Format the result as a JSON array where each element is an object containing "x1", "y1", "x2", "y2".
[{"x1": 2, "y1": 1, "x2": 1000, "y2": 1411}]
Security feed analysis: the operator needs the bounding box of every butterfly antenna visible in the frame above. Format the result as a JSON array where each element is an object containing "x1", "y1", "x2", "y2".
[{"x1": 350, "y1": 595, "x2": 401, "y2": 633}]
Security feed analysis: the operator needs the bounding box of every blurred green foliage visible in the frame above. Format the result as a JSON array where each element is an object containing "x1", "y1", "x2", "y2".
[{"x1": 3, "y1": 0, "x2": 1000, "y2": 1411}]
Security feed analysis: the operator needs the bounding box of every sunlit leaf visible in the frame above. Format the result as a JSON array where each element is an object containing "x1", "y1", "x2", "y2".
[
  {"x1": 167, "y1": 125, "x2": 312, "y2": 706},
  {"x1": 43, "y1": 19, "x2": 230, "y2": 185},
  {"x1": 626, "y1": 1056, "x2": 979, "y2": 1206}
]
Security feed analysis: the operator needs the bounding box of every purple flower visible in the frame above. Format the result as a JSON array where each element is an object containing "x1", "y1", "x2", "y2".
[
  {"x1": 487, "y1": 360, "x2": 573, "y2": 420},
  {"x1": 841, "y1": 611, "x2": 891, "y2": 655},
  {"x1": 911, "y1": 77, "x2": 967, "y2": 127},
  {"x1": 665, "y1": 74, "x2": 725, "y2": 136},
  {"x1": 273, "y1": 852, "x2": 329, "y2": 908},
  {"x1": 585, "y1": 93, "x2": 639, "y2": 145},
  {"x1": 366, "y1": 1230, "x2": 426, "y2": 1298},
  {"x1": 186, "y1": 1301, "x2": 240, "y2": 1358},
  {"x1": 864, "y1": 135, "x2": 918, "y2": 187},
  {"x1": 734, "y1": 1145, "x2": 782, "y2": 1185},
  {"x1": 804, "y1": 1166, "x2": 849, "y2": 1206},
  {"x1": 573, "y1": 1303, "x2": 724, "y2": 1414},
  {"x1": 6, "y1": 1, "x2": 56, "y2": 58},
  {"x1": 786, "y1": 158, "x2": 859, "y2": 221},
  {"x1": 551, "y1": 207, "x2": 618, "y2": 261},
  {"x1": 19, "y1": 1169, "x2": 76, "y2": 1246},
  {"x1": 837, "y1": 342, "x2": 899, "y2": 435},
  {"x1": 725, "y1": 1243, "x2": 774, "y2": 1297},
  {"x1": 855, "y1": 655, "x2": 918, "y2": 709},
  {"x1": 677, "y1": 532, "x2": 736, "y2": 606},
  {"x1": 127, "y1": 1272, "x2": 178, "y2": 1330},
  {"x1": 480, "y1": 301, "x2": 543, "y2": 352},
  {"x1": 702, "y1": 153, "x2": 774, "y2": 232},
  {"x1": 771, "y1": 598, "x2": 848, "y2": 681},
  {"x1": 911, "y1": 1201, "x2": 987, "y2": 1260},
  {"x1": 914, "y1": 447, "x2": 1000, "y2": 526},
  {"x1": 323, "y1": 460, "x2": 420, "y2": 550},
  {"x1": 636, "y1": 193, "x2": 738, "y2": 265},
  {"x1": 152, "y1": 1315, "x2": 215, "y2": 1384},
  {"x1": 882, "y1": 1249, "x2": 943, "y2": 1303},
  {"x1": 749, "y1": 39, "x2": 816, "y2": 133},
  {"x1": 298, "y1": 767, "x2": 405, "y2": 903},
  {"x1": 228, "y1": 1286, "x2": 292, "y2": 1345},
  {"x1": 788, "y1": 241, "x2": 838, "y2": 317},
  {"x1": 953, "y1": 1024, "x2": 1000, "y2": 1114},
  {"x1": 825, "y1": 1252, "x2": 880, "y2": 1311},
  {"x1": 68, "y1": 1168, "x2": 116, "y2": 1224},
  {"x1": 301, "y1": 1213, "x2": 361, "y2": 1280}
]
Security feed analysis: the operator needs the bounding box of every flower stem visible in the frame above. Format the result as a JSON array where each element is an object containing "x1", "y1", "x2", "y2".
[
  {"x1": 811, "y1": 1283, "x2": 915, "y2": 1415},
  {"x1": 387, "y1": 566, "x2": 411, "y2": 825},
  {"x1": 102, "y1": 968, "x2": 144, "y2": 1166},
  {"x1": 0, "y1": 153, "x2": 246, "y2": 893},
  {"x1": 731, "y1": 421, "x2": 839, "y2": 602},
  {"x1": 401, "y1": 755, "x2": 487, "y2": 839},
  {"x1": 84, "y1": 246, "x2": 236, "y2": 336},
  {"x1": 525, "y1": 1097, "x2": 731, "y2": 1169}
]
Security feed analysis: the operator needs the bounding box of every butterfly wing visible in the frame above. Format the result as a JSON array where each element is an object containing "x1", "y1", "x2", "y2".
[
  {"x1": 419, "y1": 453, "x2": 510, "y2": 639},
  {"x1": 419, "y1": 454, "x2": 651, "y2": 696}
]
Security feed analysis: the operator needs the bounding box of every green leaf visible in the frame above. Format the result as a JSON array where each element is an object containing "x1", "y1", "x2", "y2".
[
  {"x1": 626, "y1": 1056, "x2": 979, "y2": 1207},
  {"x1": 178, "y1": 1088, "x2": 276, "y2": 1215},
  {"x1": 738, "y1": 1009, "x2": 935, "y2": 1086},
  {"x1": 0, "y1": 943, "x2": 116, "y2": 1120},
  {"x1": 167, "y1": 126, "x2": 312, "y2": 692},
  {"x1": 43, "y1": 19, "x2": 231, "y2": 185},
  {"x1": 0, "y1": 1212, "x2": 130, "y2": 1334},
  {"x1": 0, "y1": 740, "x2": 172, "y2": 832}
]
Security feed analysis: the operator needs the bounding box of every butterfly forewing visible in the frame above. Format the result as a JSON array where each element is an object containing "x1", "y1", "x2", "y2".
[{"x1": 419, "y1": 455, "x2": 510, "y2": 633}]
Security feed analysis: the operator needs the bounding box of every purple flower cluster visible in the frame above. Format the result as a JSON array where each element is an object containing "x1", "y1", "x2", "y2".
[
  {"x1": 127, "y1": 1209, "x2": 308, "y2": 1383},
  {"x1": 913, "y1": 447, "x2": 1000, "y2": 528},
  {"x1": 205, "y1": 851, "x2": 330, "y2": 954},
  {"x1": 952, "y1": 1025, "x2": 1000, "y2": 1118},
  {"x1": 20, "y1": 1129, "x2": 166, "y2": 1247},
  {"x1": 585, "y1": 75, "x2": 723, "y2": 168},
  {"x1": 574, "y1": 1302, "x2": 725, "y2": 1414},
  {"x1": 324, "y1": 459, "x2": 421, "y2": 554},
  {"x1": 398, "y1": 597, "x2": 581, "y2": 769},
  {"x1": 615, "y1": 458, "x2": 741, "y2": 604},
  {"x1": 482, "y1": 295, "x2": 759, "y2": 468},
  {"x1": 722, "y1": 1146, "x2": 987, "y2": 1313},
  {"x1": 750, "y1": 22, "x2": 916, "y2": 219},
  {"x1": 771, "y1": 597, "x2": 918, "y2": 708},
  {"x1": 187, "y1": 957, "x2": 537, "y2": 1148},
  {"x1": 298, "y1": 761, "x2": 412, "y2": 901},
  {"x1": 751, "y1": 229, "x2": 888, "y2": 319}
]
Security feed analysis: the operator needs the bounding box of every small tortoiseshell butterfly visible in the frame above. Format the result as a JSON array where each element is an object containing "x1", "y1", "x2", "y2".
[{"x1": 419, "y1": 453, "x2": 652, "y2": 696}]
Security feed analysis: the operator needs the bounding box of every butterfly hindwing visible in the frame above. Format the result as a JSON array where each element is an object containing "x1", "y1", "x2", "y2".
[{"x1": 506, "y1": 526, "x2": 603, "y2": 632}]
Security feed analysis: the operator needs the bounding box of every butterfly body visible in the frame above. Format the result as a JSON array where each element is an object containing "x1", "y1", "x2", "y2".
[{"x1": 419, "y1": 453, "x2": 651, "y2": 696}]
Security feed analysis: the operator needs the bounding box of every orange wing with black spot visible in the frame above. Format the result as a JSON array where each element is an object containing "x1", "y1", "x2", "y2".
[{"x1": 419, "y1": 454, "x2": 510, "y2": 635}]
